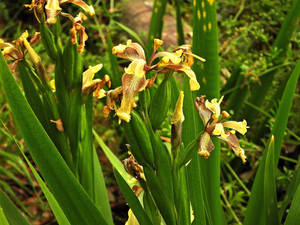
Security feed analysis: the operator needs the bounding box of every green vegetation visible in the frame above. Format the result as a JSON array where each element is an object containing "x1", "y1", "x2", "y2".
[{"x1": 0, "y1": 0, "x2": 299, "y2": 224}]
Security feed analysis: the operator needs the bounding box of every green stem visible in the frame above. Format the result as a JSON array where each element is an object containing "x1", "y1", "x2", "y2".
[
  {"x1": 221, "y1": 189, "x2": 242, "y2": 225},
  {"x1": 225, "y1": 163, "x2": 251, "y2": 196}
]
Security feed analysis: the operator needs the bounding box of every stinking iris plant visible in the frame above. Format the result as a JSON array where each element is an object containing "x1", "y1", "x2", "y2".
[{"x1": 0, "y1": 0, "x2": 256, "y2": 225}]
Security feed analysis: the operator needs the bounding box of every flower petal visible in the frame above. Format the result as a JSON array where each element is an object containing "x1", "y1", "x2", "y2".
[
  {"x1": 222, "y1": 133, "x2": 247, "y2": 163},
  {"x1": 45, "y1": 0, "x2": 62, "y2": 24},
  {"x1": 212, "y1": 123, "x2": 229, "y2": 139},
  {"x1": 125, "y1": 209, "x2": 140, "y2": 225},
  {"x1": 112, "y1": 40, "x2": 145, "y2": 61},
  {"x1": 116, "y1": 72, "x2": 148, "y2": 123},
  {"x1": 222, "y1": 120, "x2": 249, "y2": 135},
  {"x1": 195, "y1": 96, "x2": 212, "y2": 126},
  {"x1": 124, "y1": 59, "x2": 146, "y2": 78},
  {"x1": 198, "y1": 131, "x2": 215, "y2": 158},
  {"x1": 205, "y1": 96, "x2": 224, "y2": 119},
  {"x1": 82, "y1": 64, "x2": 103, "y2": 89},
  {"x1": 154, "y1": 51, "x2": 182, "y2": 66},
  {"x1": 60, "y1": 0, "x2": 95, "y2": 16},
  {"x1": 178, "y1": 66, "x2": 200, "y2": 91}
]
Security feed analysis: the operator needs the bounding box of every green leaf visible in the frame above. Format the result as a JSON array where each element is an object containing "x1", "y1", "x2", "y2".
[
  {"x1": 284, "y1": 184, "x2": 300, "y2": 225},
  {"x1": 0, "y1": 51, "x2": 108, "y2": 225},
  {"x1": 148, "y1": 129, "x2": 174, "y2": 204},
  {"x1": 78, "y1": 97, "x2": 113, "y2": 225},
  {"x1": 143, "y1": 167, "x2": 177, "y2": 225},
  {"x1": 182, "y1": 79, "x2": 206, "y2": 225},
  {"x1": 279, "y1": 158, "x2": 300, "y2": 220},
  {"x1": 40, "y1": 23, "x2": 58, "y2": 60},
  {"x1": 124, "y1": 112, "x2": 154, "y2": 166},
  {"x1": 106, "y1": 32, "x2": 122, "y2": 87},
  {"x1": 149, "y1": 77, "x2": 171, "y2": 130},
  {"x1": 264, "y1": 136, "x2": 279, "y2": 225},
  {"x1": 146, "y1": 0, "x2": 168, "y2": 58},
  {"x1": 185, "y1": 0, "x2": 222, "y2": 224},
  {"x1": 113, "y1": 21, "x2": 144, "y2": 47},
  {"x1": 244, "y1": 60, "x2": 300, "y2": 225},
  {"x1": 93, "y1": 129, "x2": 133, "y2": 186},
  {"x1": 0, "y1": 181, "x2": 34, "y2": 219},
  {"x1": 173, "y1": 0, "x2": 185, "y2": 45},
  {"x1": 22, "y1": 149, "x2": 71, "y2": 225},
  {"x1": 18, "y1": 61, "x2": 47, "y2": 128},
  {"x1": 0, "y1": 189, "x2": 31, "y2": 225},
  {"x1": 0, "y1": 208, "x2": 10, "y2": 225},
  {"x1": 272, "y1": 60, "x2": 300, "y2": 165},
  {"x1": 114, "y1": 169, "x2": 153, "y2": 225},
  {"x1": 177, "y1": 133, "x2": 200, "y2": 167}
]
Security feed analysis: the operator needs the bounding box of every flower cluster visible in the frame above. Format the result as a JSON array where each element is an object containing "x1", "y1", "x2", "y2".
[
  {"x1": 25, "y1": 0, "x2": 94, "y2": 53},
  {"x1": 195, "y1": 96, "x2": 249, "y2": 162},
  {"x1": 104, "y1": 39, "x2": 205, "y2": 123}
]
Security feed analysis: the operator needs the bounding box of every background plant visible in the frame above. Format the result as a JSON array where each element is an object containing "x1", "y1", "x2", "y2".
[{"x1": 0, "y1": 0, "x2": 299, "y2": 225}]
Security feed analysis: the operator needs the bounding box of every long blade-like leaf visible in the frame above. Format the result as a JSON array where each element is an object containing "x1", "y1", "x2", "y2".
[
  {"x1": 0, "y1": 52, "x2": 108, "y2": 225},
  {"x1": 244, "y1": 60, "x2": 300, "y2": 225},
  {"x1": 264, "y1": 136, "x2": 279, "y2": 225},
  {"x1": 187, "y1": 1, "x2": 222, "y2": 224},
  {"x1": 93, "y1": 129, "x2": 133, "y2": 186},
  {"x1": 114, "y1": 169, "x2": 153, "y2": 225},
  {"x1": 146, "y1": 0, "x2": 168, "y2": 58},
  {"x1": 0, "y1": 208, "x2": 10, "y2": 225},
  {"x1": 0, "y1": 189, "x2": 31, "y2": 225},
  {"x1": 284, "y1": 184, "x2": 300, "y2": 225}
]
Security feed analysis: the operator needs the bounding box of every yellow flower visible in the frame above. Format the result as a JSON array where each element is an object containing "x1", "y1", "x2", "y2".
[
  {"x1": 222, "y1": 120, "x2": 248, "y2": 135},
  {"x1": 151, "y1": 45, "x2": 205, "y2": 91},
  {"x1": 82, "y1": 64, "x2": 110, "y2": 98},
  {"x1": 195, "y1": 96, "x2": 249, "y2": 162},
  {"x1": 60, "y1": 0, "x2": 95, "y2": 16},
  {"x1": 112, "y1": 40, "x2": 146, "y2": 61},
  {"x1": 45, "y1": 0, "x2": 62, "y2": 24},
  {"x1": 205, "y1": 96, "x2": 224, "y2": 119}
]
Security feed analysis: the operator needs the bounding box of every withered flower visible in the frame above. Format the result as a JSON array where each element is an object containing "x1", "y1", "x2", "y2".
[
  {"x1": 61, "y1": 12, "x2": 88, "y2": 53},
  {"x1": 123, "y1": 153, "x2": 145, "y2": 182},
  {"x1": 195, "y1": 96, "x2": 249, "y2": 162},
  {"x1": 0, "y1": 31, "x2": 41, "y2": 73},
  {"x1": 0, "y1": 39, "x2": 24, "y2": 72}
]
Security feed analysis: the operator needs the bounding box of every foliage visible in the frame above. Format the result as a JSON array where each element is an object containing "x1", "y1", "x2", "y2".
[{"x1": 0, "y1": 0, "x2": 299, "y2": 225}]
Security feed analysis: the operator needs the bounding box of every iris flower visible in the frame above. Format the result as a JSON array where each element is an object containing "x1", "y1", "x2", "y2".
[
  {"x1": 82, "y1": 64, "x2": 110, "y2": 98},
  {"x1": 195, "y1": 96, "x2": 249, "y2": 162},
  {"x1": 0, "y1": 31, "x2": 40, "y2": 72},
  {"x1": 25, "y1": 0, "x2": 94, "y2": 24},
  {"x1": 109, "y1": 39, "x2": 204, "y2": 123}
]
